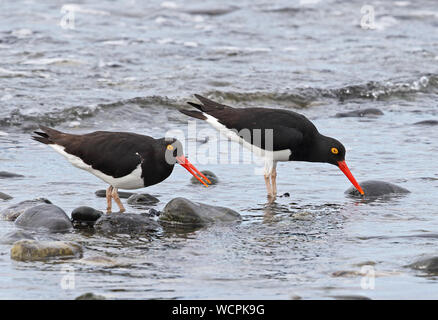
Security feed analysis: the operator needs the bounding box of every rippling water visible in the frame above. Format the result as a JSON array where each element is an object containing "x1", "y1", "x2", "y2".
[{"x1": 1, "y1": 0, "x2": 438, "y2": 299}]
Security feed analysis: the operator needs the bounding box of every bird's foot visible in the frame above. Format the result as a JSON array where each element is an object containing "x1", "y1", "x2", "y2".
[
  {"x1": 106, "y1": 208, "x2": 112, "y2": 214},
  {"x1": 118, "y1": 208, "x2": 126, "y2": 213}
]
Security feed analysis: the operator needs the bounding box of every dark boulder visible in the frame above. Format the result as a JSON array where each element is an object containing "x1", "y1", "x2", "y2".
[
  {"x1": 345, "y1": 180, "x2": 410, "y2": 198},
  {"x1": 407, "y1": 257, "x2": 438, "y2": 275},
  {"x1": 95, "y1": 190, "x2": 134, "y2": 199},
  {"x1": 190, "y1": 170, "x2": 219, "y2": 185},
  {"x1": 71, "y1": 206, "x2": 103, "y2": 228},
  {"x1": 75, "y1": 292, "x2": 106, "y2": 300},
  {"x1": 413, "y1": 120, "x2": 438, "y2": 126},
  {"x1": 335, "y1": 108, "x2": 383, "y2": 118},
  {"x1": 160, "y1": 197, "x2": 241, "y2": 226},
  {"x1": 127, "y1": 193, "x2": 159, "y2": 206},
  {"x1": 0, "y1": 192, "x2": 12, "y2": 200},
  {"x1": 15, "y1": 204, "x2": 73, "y2": 232},
  {"x1": 0, "y1": 198, "x2": 52, "y2": 221},
  {"x1": 94, "y1": 213, "x2": 160, "y2": 235},
  {"x1": 0, "y1": 171, "x2": 24, "y2": 178}
]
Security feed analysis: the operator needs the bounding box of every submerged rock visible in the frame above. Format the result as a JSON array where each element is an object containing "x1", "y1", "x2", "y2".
[
  {"x1": 413, "y1": 120, "x2": 438, "y2": 126},
  {"x1": 95, "y1": 190, "x2": 134, "y2": 199},
  {"x1": 75, "y1": 292, "x2": 106, "y2": 300},
  {"x1": 10, "y1": 240, "x2": 82, "y2": 261},
  {"x1": 0, "y1": 192, "x2": 12, "y2": 200},
  {"x1": 0, "y1": 171, "x2": 24, "y2": 178},
  {"x1": 127, "y1": 193, "x2": 159, "y2": 206},
  {"x1": 94, "y1": 213, "x2": 160, "y2": 234},
  {"x1": 0, "y1": 198, "x2": 52, "y2": 221},
  {"x1": 345, "y1": 180, "x2": 410, "y2": 198},
  {"x1": 335, "y1": 108, "x2": 383, "y2": 118},
  {"x1": 160, "y1": 197, "x2": 241, "y2": 226},
  {"x1": 0, "y1": 230, "x2": 35, "y2": 244},
  {"x1": 71, "y1": 206, "x2": 103, "y2": 228},
  {"x1": 407, "y1": 257, "x2": 438, "y2": 275},
  {"x1": 15, "y1": 204, "x2": 73, "y2": 232},
  {"x1": 190, "y1": 170, "x2": 219, "y2": 185}
]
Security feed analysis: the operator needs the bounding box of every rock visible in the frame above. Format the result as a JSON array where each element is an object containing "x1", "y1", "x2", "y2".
[
  {"x1": 0, "y1": 171, "x2": 24, "y2": 178},
  {"x1": 77, "y1": 256, "x2": 120, "y2": 267},
  {"x1": 95, "y1": 190, "x2": 134, "y2": 199},
  {"x1": 0, "y1": 198, "x2": 52, "y2": 221},
  {"x1": 190, "y1": 170, "x2": 219, "y2": 185},
  {"x1": 94, "y1": 213, "x2": 160, "y2": 234},
  {"x1": 0, "y1": 230, "x2": 35, "y2": 244},
  {"x1": 0, "y1": 192, "x2": 12, "y2": 200},
  {"x1": 413, "y1": 120, "x2": 438, "y2": 126},
  {"x1": 10, "y1": 240, "x2": 82, "y2": 261},
  {"x1": 71, "y1": 206, "x2": 103, "y2": 228},
  {"x1": 142, "y1": 208, "x2": 160, "y2": 217},
  {"x1": 330, "y1": 295, "x2": 371, "y2": 300},
  {"x1": 75, "y1": 292, "x2": 106, "y2": 300},
  {"x1": 127, "y1": 193, "x2": 159, "y2": 206},
  {"x1": 335, "y1": 108, "x2": 384, "y2": 118},
  {"x1": 160, "y1": 197, "x2": 241, "y2": 226},
  {"x1": 407, "y1": 257, "x2": 438, "y2": 275},
  {"x1": 345, "y1": 180, "x2": 410, "y2": 198},
  {"x1": 15, "y1": 204, "x2": 73, "y2": 232}
]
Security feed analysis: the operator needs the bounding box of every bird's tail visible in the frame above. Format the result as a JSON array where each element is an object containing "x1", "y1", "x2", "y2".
[
  {"x1": 179, "y1": 94, "x2": 231, "y2": 120},
  {"x1": 32, "y1": 125, "x2": 62, "y2": 144}
]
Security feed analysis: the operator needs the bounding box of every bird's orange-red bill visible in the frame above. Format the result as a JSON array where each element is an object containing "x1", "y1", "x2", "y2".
[
  {"x1": 176, "y1": 155, "x2": 211, "y2": 187},
  {"x1": 337, "y1": 160, "x2": 364, "y2": 195}
]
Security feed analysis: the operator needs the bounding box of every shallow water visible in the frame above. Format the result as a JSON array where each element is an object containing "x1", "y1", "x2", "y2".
[{"x1": 1, "y1": 0, "x2": 438, "y2": 299}]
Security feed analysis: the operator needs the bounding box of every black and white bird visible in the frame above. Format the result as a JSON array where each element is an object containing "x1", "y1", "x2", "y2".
[
  {"x1": 32, "y1": 126, "x2": 211, "y2": 213},
  {"x1": 180, "y1": 94, "x2": 364, "y2": 198}
]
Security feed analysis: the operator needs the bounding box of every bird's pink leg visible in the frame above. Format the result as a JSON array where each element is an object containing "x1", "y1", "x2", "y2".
[
  {"x1": 271, "y1": 167, "x2": 277, "y2": 197},
  {"x1": 112, "y1": 187, "x2": 126, "y2": 213},
  {"x1": 264, "y1": 174, "x2": 274, "y2": 198},
  {"x1": 106, "y1": 185, "x2": 113, "y2": 214}
]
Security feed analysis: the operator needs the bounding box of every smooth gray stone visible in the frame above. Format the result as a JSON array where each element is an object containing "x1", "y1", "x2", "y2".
[
  {"x1": 15, "y1": 204, "x2": 73, "y2": 232},
  {"x1": 0, "y1": 192, "x2": 12, "y2": 200},
  {"x1": 127, "y1": 194, "x2": 159, "y2": 206},
  {"x1": 0, "y1": 230, "x2": 35, "y2": 244},
  {"x1": 160, "y1": 197, "x2": 241, "y2": 226},
  {"x1": 75, "y1": 292, "x2": 106, "y2": 300},
  {"x1": 407, "y1": 257, "x2": 438, "y2": 275},
  {"x1": 0, "y1": 171, "x2": 24, "y2": 178},
  {"x1": 190, "y1": 170, "x2": 219, "y2": 185},
  {"x1": 345, "y1": 180, "x2": 410, "y2": 197},
  {"x1": 95, "y1": 190, "x2": 134, "y2": 199},
  {"x1": 94, "y1": 213, "x2": 160, "y2": 234},
  {"x1": 0, "y1": 198, "x2": 52, "y2": 221},
  {"x1": 335, "y1": 108, "x2": 383, "y2": 118},
  {"x1": 11, "y1": 240, "x2": 82, "y2": 261}
]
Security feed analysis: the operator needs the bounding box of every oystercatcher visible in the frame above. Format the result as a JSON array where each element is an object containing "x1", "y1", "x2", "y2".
[
  {"x1": 32, "y1": 126, "x2": 211, "y2": 213},
  {"x1": 180, "y1": 94, "x2": 364, "y2": 198}
]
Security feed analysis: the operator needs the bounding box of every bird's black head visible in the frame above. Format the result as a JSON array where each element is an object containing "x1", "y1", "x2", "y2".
[
  {"x1": 160, "y1": 137, "x2": 211, "y2": 187},
  {"x1": 309, "y1": 135, "x2": 346, "y2": 165}
]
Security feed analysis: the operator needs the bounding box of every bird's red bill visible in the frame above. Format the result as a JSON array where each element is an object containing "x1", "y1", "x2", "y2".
[
  {"x1": 176, "y1": 155, "x2": 211, "y2": 187},
  {"x1": 337, "y1": 160, "x2": 364, "y2": 195}
]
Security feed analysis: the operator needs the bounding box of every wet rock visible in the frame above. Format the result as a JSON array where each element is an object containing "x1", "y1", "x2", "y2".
[
  {"x1": 95, "y1": 190, "x2": 134, "y2": 199},
  {"x1": 345, "y1": 180, "x2": 410, "y2": 197},
  {"x1": 160, "y1": 197, "x2": 241, "y2": 226},
  {"x1": 0, "y1": 198, "x2": 52, "y2": 221},
  {"x1": 144, "y1": 208, "x2": 161, "y2": 217},
  {"x1": 75, "y1": 292, "x2": 106, "y2": 300},
  {"x1": 190, "y1": 170, "x2": 219, "y2": 185},
  {"x1": 15, "y1": 204, "x2": 73, "y2": 232},
  {"x1": 71, "y1": 206, "x2": 103, "y2": 228},
  {"x1": 0, "y1": 230, "x2": 35, "y2": 244},
  {"x1": 407, "y1": 257, "x2": 438, "y2": 275},
  {"x1": 127, "y1": 193, "x2": 159, "y2": 206},
  {"x1": 0, "y1": 171, "x2": 24, "y2": 178},
  {"x1": 94, "y1": 213, "x2": 160, "y2": 234},
  {"x1": 0, "y1": 192, "x2": 12, "y2": 200},
  {"x1": 413, "y1": 120, "x2": 438, "y2": 126},
  {"x1": 77, "y1": 256, "x2": 120, "y2": 267},
  {"x1": 335, "y1": 108, "x2": 383, "y2": 118},
  {"x1": 330, "y1": 295, "x2": 371, "y2": 300},
  {"x1": 10, "y1": 240, "x2": 82, "y2": 261}
]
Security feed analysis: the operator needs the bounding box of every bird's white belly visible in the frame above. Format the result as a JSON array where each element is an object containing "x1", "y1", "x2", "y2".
[
  {"x1": 204, "y1": 113, "x2": 292, "y2": 162},
  {"x1": 49, "y1": 144, "x2": 144, "y2": 189}
]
